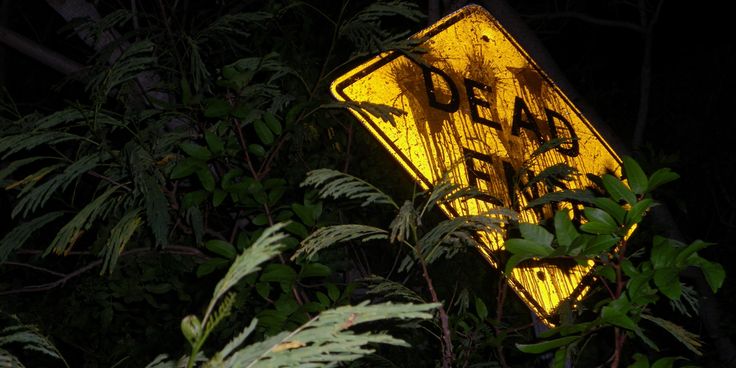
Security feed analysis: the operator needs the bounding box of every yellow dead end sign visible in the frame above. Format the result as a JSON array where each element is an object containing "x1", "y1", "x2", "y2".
[{"x1": 330, "y1": 5, "x2": 622, "y2": 325}]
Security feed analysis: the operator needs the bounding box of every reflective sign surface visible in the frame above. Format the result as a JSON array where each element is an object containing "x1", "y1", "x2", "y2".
[{"x1": 331, "y1": 5, "x2": 622, "y2": 325}]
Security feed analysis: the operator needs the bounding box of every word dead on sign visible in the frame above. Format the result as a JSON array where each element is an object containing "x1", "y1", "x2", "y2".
[{"x1": 331, "y1": 5, "x2": 622, "y2": 325}]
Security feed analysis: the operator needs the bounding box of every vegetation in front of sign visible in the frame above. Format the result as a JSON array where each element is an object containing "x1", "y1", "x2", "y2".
[
  {"x1": 0, "y1": 1, "x2": 725, "y2": 367},
  {"x1": 505, "y1": 156, "x2": 724, "y2": 367}
]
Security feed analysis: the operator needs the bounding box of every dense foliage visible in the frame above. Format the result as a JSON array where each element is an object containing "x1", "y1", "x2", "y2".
[{"x1": 0, "y1": 1, "x2": 726, "y2": 367}]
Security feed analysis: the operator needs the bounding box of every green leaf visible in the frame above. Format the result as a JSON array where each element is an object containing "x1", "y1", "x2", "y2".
[
  {"x1": 651, "y1": 236, "x2": 679, "y2": 269},
  {"x1": 180, "y1": 142, "x2": 212, "y2": 161},
  {"x1": 691, "y1": 257, "x2": 725, "y2": 293},
  {"x1": 183, "y1": 190, "x2": 208, "y2": 209},
  {"x1": 248, "y1": 144, "x2": 267, "y2": 157},
  {"x1": 602, "y1": 174, "x2": 636, "y2": 204},
  {"x1": 213, "y1": 189, "x2": 227, "y2": 207},
  {"x1": 674, "y1": 239, "x2": 714, "y2": 266},
  {"x1": 263, "y1": 112, "x2": 282, "y2": 135},
  {"x1": 299, "y1": 263, "x2": 331, "y2": 279},
  {"x1": 504, "y1": 254, "x2": 528, "y2": 275},
  {"x1": 580, "y1": 220, "x2": 617, "y2": 235},
  {"x1": 651, "y1": 357, "x2": 680, "y2": 368},
  {"x1": 254, "y1": 119, "x2": 274, "y2": 145},
  {"x1": 205, "y1": 132, "x2": 225, "y2": 155},
  {"x1": 0, "y1": 211, "x2": 63, "y2": 262},
  {"x1": 592, "y1": 197, "x2": 625, "y2": 224},
  {"x1": 554, "y1": 210, "x2": 579, "y2": 248},
  {"x1": 516, "y1": 335, "x2": 579, "y2": 354},
  {"x1": 625, "y1": 198, "x2": 654, "y2": 226},
  {"x1": 141, "y1": 174, "x2": 170, "y2": 247},
  {"x1": 170, "y1": 158, "x2": 200, "y2": 179},
  {"x1": 582, "y1": 235, "x2": 619, "y2": 256},
  {"x1": 292, "y1": 203, "x2": 315, "y2": 226},
  {"x1": 475, "y1": 297, "x2": 488, "y2": 320},
  {"x1": 327, "y1": 283, "x2": 340, "y2": 302},
  {"x1": 206, "y1": 240, "x2": 237, "y2": 259},
  {"x1": 196, "y1": 168, "x2": 216, "y2": 192},
  {"x1": 653, "y1": 267, "x2": 681, "y2": 300},
  {"x1": 584, "y1": 207, "x2": 618, "y2": 229},
  {"x1": 519, "y1": 223, "x2": 553, "y2": 247},
  {"x1": 204, "y1": 97, "x2": 230, "y2": 118},
  {"x1": 623, "y1": 156, "x2": 648, "y2": 195},
  {"x1": 505, "y1": 238, "x2": 553, "y2": 257},
  {"x1": 260, "y1": 264, "x2": 297, "y2": 284},
  {"x1": 601, "y1": 302, "x2": 637, "y2": 331},
  {"x1": 647, "y1": 168, "x2": 679, "y2": 193}
]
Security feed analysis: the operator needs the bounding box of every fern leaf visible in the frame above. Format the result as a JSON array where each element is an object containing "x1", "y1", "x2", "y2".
[
  {"x1": 293, "y1": 225, "x2": 388, "y2": 261},
  {"x1": 0, "y1": 132, "x2": 83, "y2": 159},
  {"x1": 47, "y1": 186, "x2": 120, "y2": 256},
  {"x1": 389, "y1": 201, "x2": 416, "y2": 243},
  {"x1": 0, "y1": 319, "x2": 63, "y2": 362},
  {"x1": 197, "y1": 12, "x2": 273, "y2": 43},
  {"x1": 100, "y1": 208, "x2": 143, "y2": 274},
  {"x1": 213, "y1": 319, "x2": 258, "y2": 362},
  {"x1": 521, "y1": 163, "x2": 578, "y2": 191},
  {"x1": 209, "y1": 223, "x2": 288, "y2": 313},
  {"x1": 141, "y1": 173, "x2": 170, "y2": 247},
  {"x1": 205, "y1": 292, "x2": 237, "y2": 334},
  {"x1": 362, "y1": 275, "x2": 425, "y2": 304},
  {"x1": 0, "y1": 211, "x2": 64, "y2": 262},
  {"x1": 222, "y1": 301, "x2": 438, "y2": 367},
  {"x1": 301, "y1": 169, "x2": 397, "y2": 208},
  {"x1": 0, "y1": 156, "x2": 54, "y2": 184},
  {"x1": 340, "y1": 1, "x2": 424, "y2": 56},
  {"x1": 12, "y1": 153, "x2": 105, "y2": 218},
  {"x1": 525, "y1": 189, "x2": 595, "y2": 208},
  {"x1": 641, "y1": 314, "x2": 703, "y2": 356}
]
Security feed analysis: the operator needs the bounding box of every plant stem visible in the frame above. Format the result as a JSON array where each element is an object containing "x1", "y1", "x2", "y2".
[{"x1": 417, "y1": 253, "x2": 453, "y2": 368}]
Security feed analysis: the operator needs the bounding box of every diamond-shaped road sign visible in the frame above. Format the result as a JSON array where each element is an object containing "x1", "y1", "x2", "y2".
[{"x1": 331, "y1": 5, "x2": 623, "y2": 325}]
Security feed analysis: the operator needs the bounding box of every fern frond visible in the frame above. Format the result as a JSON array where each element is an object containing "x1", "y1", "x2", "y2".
[
  {"x1": 293, "y1": 225, "x2": 388, "y2": 261},
  {"x1": 141, "y1": 173, "x2": 170, "y2": 247},
  {"x1": 521, "y1": 163, "x2": 578, "y2": 191},
  {"x1": 87, "y1": 40, "x2": 157, "y2": 98},
  {"x1": 417, "y1": 212, "x2": 513, "y2": 266},
  {"x1": 197, "y1": 12, "x2": 273, "y2": 43},
  {"x1": 4, "y1": 164, "x2": 64, "y2": 192},
  {"x1": 362, "y1": 275, "x2": 425, "y2": 304},
  {"x1": 213, "y1": 319, "x2": 258, "y2": 363},
  {"x1": 340, "y1": 1, "x2": 424, "y2": 56},
  {"x1": 208, "y1": 223, "x2": 288, "y2": 316},
  {"x1": 0, "y1": 132, "x2": 85, "y2": 159},
  {"x1": 221, "y1": 301, "x2": 438, "y2": 367},
  {"x1": 47, "y1": 186, "x2": 120, "y2": 256},
  {"x1": 301, "y1": 169, "x2": 398, "y2": 208},
  {"x1": 205, "y1": 292, "x2": 237, "y2": 335},
  {"x1": 0, "y1": 211, "x2": 64, "y2": 262},
  {"x1": 0, "y1": 317, "x2": 64, "y2": 364},
  {"x1": 335, "y1": 100, "x2": 406, "y2": 126},
  {"x1": 100, "y1": 208, "x2": 143, "y2": 274},
  {"x1": 525, "y1": 189, "x2": 595, "y2": 209},
  {"x1": 641, "y1": 314, "x2": 703, "y2": 355},
  {"x1": 0, "y1": 156, "x2": 56, "y2": 185},
  {"x1": 389, "y1": 201, "x2": 416, "y2": 243},
  {"x1": 12, "y1": 153, "x2": 106, "y2": 218}
]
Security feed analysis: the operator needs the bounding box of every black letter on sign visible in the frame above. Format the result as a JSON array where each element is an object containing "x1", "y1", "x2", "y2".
[
  {"x1": 464, "y1": 78, "x2": 501, "y2": 130},
  {"x1": 462, "y1": 147, "x2": 505, "y2": 206},
  {"x1": 511, "y1": 97, "x2": 544, "y2": 145},
  {"x1": 545, "y1": 109, "x2": 579, "y2": 157},
  {"x1": 421, "y1": 64, "x2": 459, "y2": 113}
]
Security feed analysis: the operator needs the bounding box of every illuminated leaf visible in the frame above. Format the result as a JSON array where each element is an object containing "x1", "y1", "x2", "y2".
[
  {"x1": 623, "y1": 156, "x2": 648, "y2": 195},
  {"x1": 647, "y1": 168, "x2": 679, "y2": 193},
  {"x1": 554, "y1": 210, "x2": 579, "y2": 248},
  {"x1": 625, "y1": 198, "x2": 654, "y2": 226},
  {"x1": 582, "y1": 235, "x2": 619, "y2": 256},
  {"x1": 505, "y1": 238, "x2": 553, "y2": 258},
  {"x1": 519, "y1": 223, "x2": 553, "y2": 247},
  {"x1": 580, "y1": 220, "x2": 617, "y2": 235},
  {"x1": 516, "y1": 335, "x2": 578, "y2": 354},
  {"x1": 592, "y1": 197, "x2": 625, "y2": 224},
  {"x1": 602, "y1": 174, "x2": 636, "y2": 204},
  {"x1": 584, "y1": 208, "x2": 617, "y2": 229}
]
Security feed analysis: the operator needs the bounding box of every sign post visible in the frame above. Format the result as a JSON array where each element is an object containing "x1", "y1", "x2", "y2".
[{"x1": 331, "y1": 5, "x2": 622, "y2": 326}]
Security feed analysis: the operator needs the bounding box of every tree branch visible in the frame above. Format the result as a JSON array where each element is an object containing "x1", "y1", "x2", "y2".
[{"x1": 0, "y1": 25, "x2": 84, "y2": 75}]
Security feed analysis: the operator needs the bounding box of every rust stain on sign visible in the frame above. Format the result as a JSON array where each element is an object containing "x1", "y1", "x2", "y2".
[{"x1": 331, "y1": 4, "x2": 622, "y2": 326}]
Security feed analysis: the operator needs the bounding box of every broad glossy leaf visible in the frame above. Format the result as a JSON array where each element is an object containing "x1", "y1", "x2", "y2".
[
  {"x1": 554, "y1": 210, "x2": 579, "y2": 248},
  {"x1": 592, "y1": 197, "x2": 625, "y2": 224},
  {"x1": 519, "y1": 223, "x2": 554, "y2": 247},
  {"x1": 625, "y1": 198, "x2": 654, "y2": 226},
  {"x1": 254, "y1": 119, "x2": 274, "y2": 145},
  {"x1": 602, "y1": 174, "x2": 636, "y2": 204},
  {"x1": 505, "y1": 238, "x2": 553, "y2": 257},
  {"x1": 653, "y1": 267, "x2": 681, "y2": 300},
  {"x1": 206, "y1": 239, "x2": 237, "y2": 259},
  {"x1": 580, "y1": 220, "x2": 617, "y2": 235},
  {"x1": 623, "y1": 156, "x2": 648, "y2": 195},
  {"x1": 180, "y1": 142, "x2": 212, "y2": 161},
  {"x1": 647, "y1": 168, "x2": 679, "y2": 193},
  {"x1": 601, "y1": 303, "x2": 637, "y2": 331}
]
